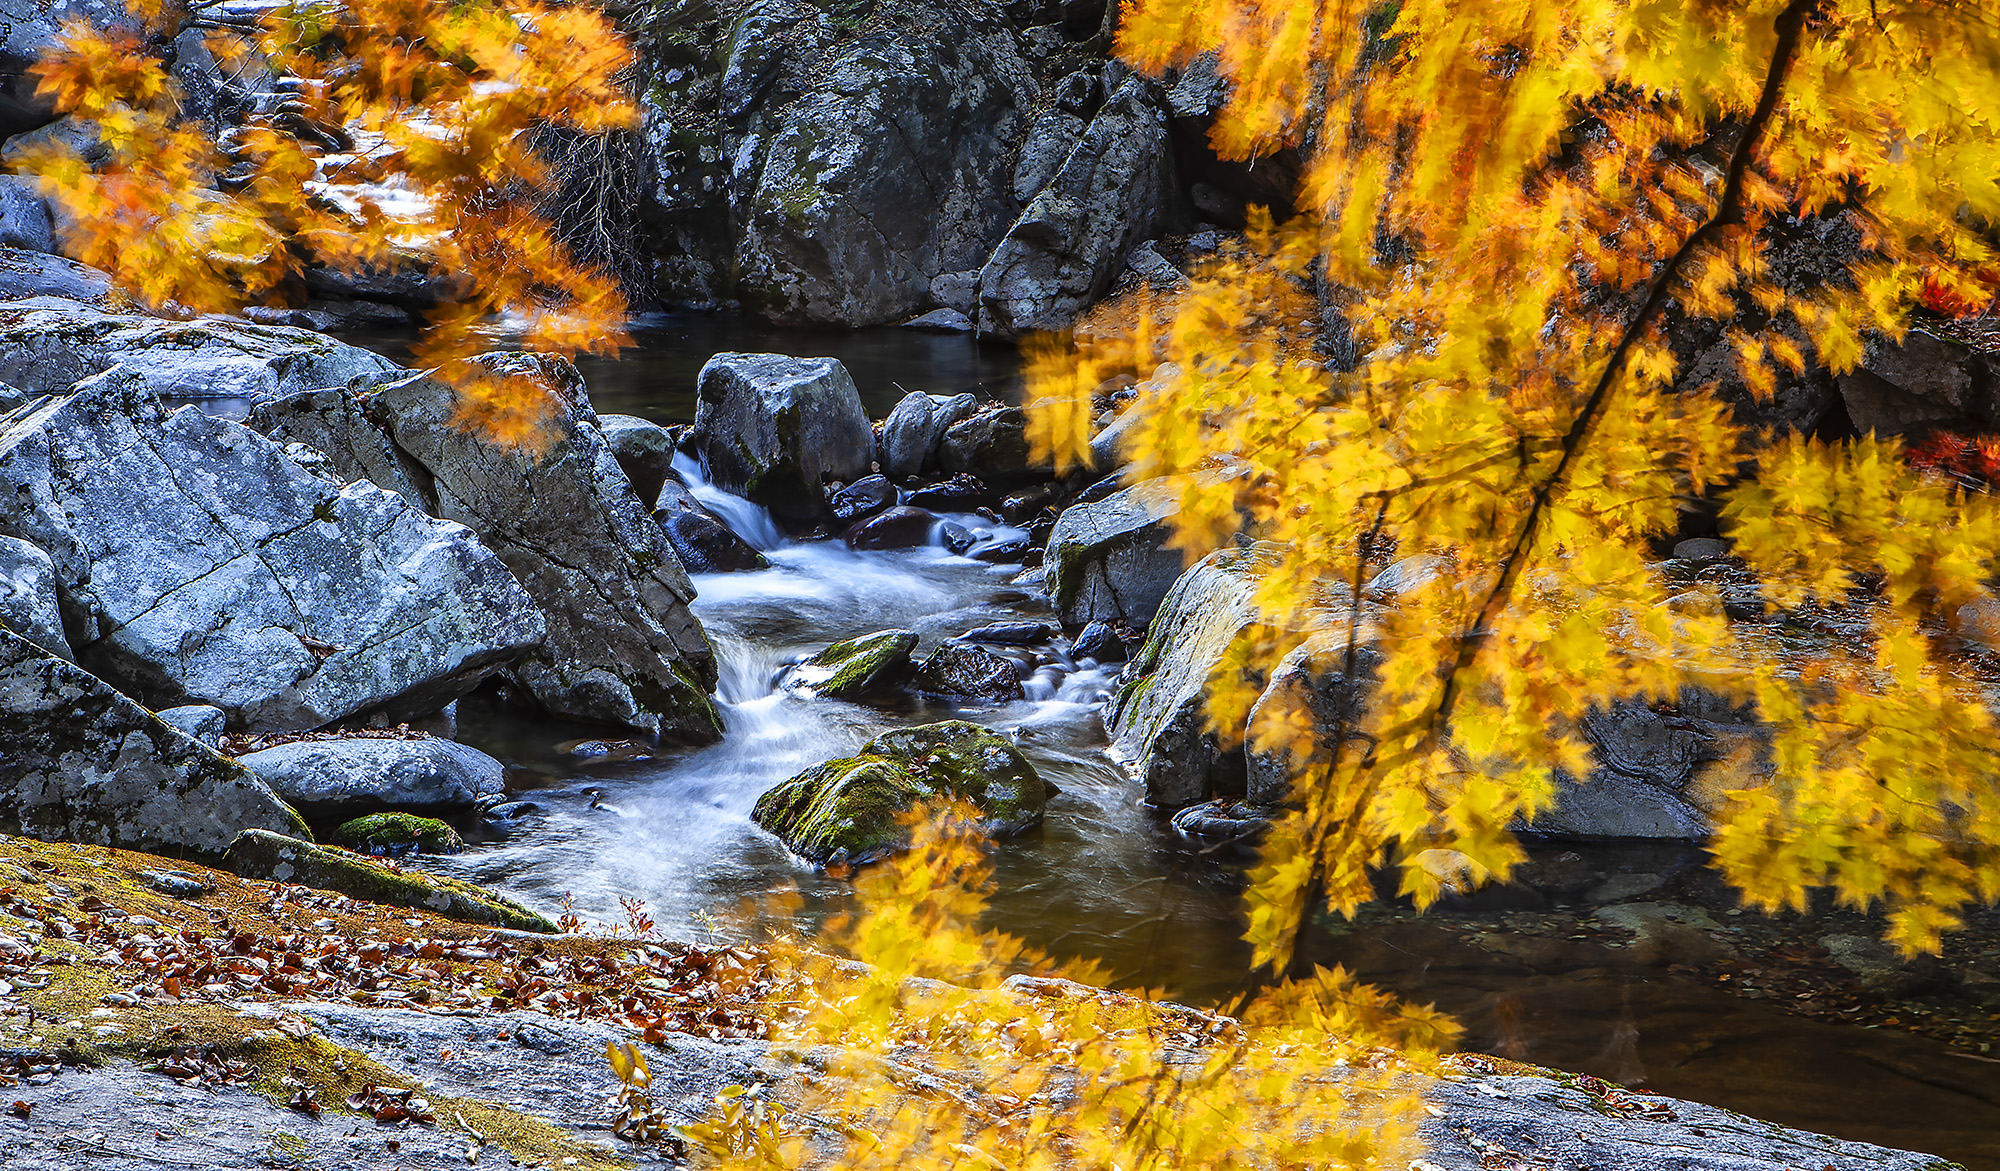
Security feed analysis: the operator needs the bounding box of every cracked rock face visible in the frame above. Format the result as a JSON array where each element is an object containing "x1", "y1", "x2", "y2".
[
  {"x1": 0, "y1": 533, "x2": 67, "y2": 659},
  {"x1": 0, "y1": 367, "x2": 546, "y2": 731},
  {"x1": 0, "y1": 298, "x2": 401, "y2": 417},
  {"x1": 0, "y1": 625, "x2": 307, "y2": 852},
  {"x1": 361, "y1": 354, "x2": 722, "y2": 739}
]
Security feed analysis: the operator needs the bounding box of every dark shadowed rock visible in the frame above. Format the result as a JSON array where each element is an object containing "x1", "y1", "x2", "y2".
[
  {"x1": 655, "y1": 478, "x2": 768, "y2": 572},
  {"x1": 830, "y1": 473, "x2": 896, "y2": 524},
  {"x1": 0, "y1": 626, "x2": 308, "y2": 853},
  {"x1": 1070, "y1": 620, "x2": 1126, "y2": 662},
  {"x1": 977, "y1": 72, "x2": 1177, "y2": 336},
  {"x1": 598, "y1": 413, "x2": 677, "y2": 509},
  {"x1": 0, "y1": 246, "x2": 117, "y2": 305},
  {"x1": 914, "y1": 642, "x2": 1025, "y2": 701},
  {"x1": 939, "y1": 405, "x2": 1048, "y2": 482},
  {"x1": 0, "y1": 368, "x2": 546, "y2": 731},
  {"x1": 907, "y1": 472, "x2": 995, "y2": 511},
  {"x1": 692, "y1": 352, "x2": 873, "y2": 529},
  {"x1": 0, "y1": 176, "x2": 55, "y2": 252},
  {"x1": 881, "y1": 390, "x2": 978, "y2": 479},
  {"x1": 845, "y1": 505, "x2": 941, "y2": 550},
  {"x1": 1045, "y1": 476, "x2": 1193, "y2": 629}
]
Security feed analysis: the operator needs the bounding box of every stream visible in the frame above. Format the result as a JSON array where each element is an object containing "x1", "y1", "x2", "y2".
[{"x1": 352, "y1": 317, "x2": 2000, "y2": 1168}]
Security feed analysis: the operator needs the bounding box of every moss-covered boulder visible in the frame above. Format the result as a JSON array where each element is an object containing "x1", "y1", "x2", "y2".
[
  {"x1": 334, "y1": 812, "x2": 466, "y2": 857},
  {"x1": 784, "y1": 630, "x2": 919, "y2": 699},
  {"x1": 751, "y1": 720, "x2": 1044, "y2": 864},
  {"x1": 222, "y1": 829, "x2": 553, "y2": 931}
]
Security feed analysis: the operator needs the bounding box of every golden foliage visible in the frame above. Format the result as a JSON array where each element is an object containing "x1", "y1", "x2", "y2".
[
  {"x1": 694, "y1": 805, "x2": 1456, "y2": 1171},
  {"x1": 1028, "y1": 0, "x2": 2000, "y2": 963},
  {"x1": 18, "y1": 0, "x2": 638, "y2": 445}
]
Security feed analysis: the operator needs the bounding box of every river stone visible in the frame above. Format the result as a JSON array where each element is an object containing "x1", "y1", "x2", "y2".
[
  {"x1": 0, "y1": 298, "x2": 402, "y2": 416},
  {"x1": 598, "y1": 413, "x2": 677, "y2": 508},
  {"x1": 1044, "y1": 476, "x2": 1193, "y2": 629},
  {"x1": 845, "y1": 504, "x2": 942, "y2": 550},
  {"x1": 692, "y1": 353, "x2": 873, "y2": 529},
  {"x1": 333, "y1": 811, "x2": 466, "y2": 856},
  {"x1": 830, "y1": 473, "x2": 896, "y2": 524},
  {"x1": 242, "y1": 387, "x2": 430, "y2": 508},
  {"x1": 362, "y1": 355, "x2": 722, "y2": 740},
  {"x1": 1243, "y1": 633, "x2": 1382, "y2": 807},
  {"x1": 1108, "y1": 546, "x2": 1280, "y2": 808},
  {"x1": 238, "y1": 736, "x2": 506, "y2": 817},
  {"x1": 0, "y1": 367, "x2": 546, "y2": 731},
  {"x1": 222, "y1": 829, "x2": 553, "y2": 931},
  {"x1": 1070, "y1": 620, "x2": 1125, "y2": 662},
  {"x1": 783, "y1": 629, "x2": 919, "y2": 700},
  {"x1": 939, "y1": 405, "x2": 1048, "y2": 482},
  {"x1": 154, "y1": 704, "x2": 225, "y2": 748},
  {"x1": 977, "y1": 72, "x2": 1176, "y2": 336},
  {"x1": 0, "y1": 626, "x2": 309, "y2": 853},
  {"x1": 0, "y1": 533, "x2": 67, "y2": 659},
  {"x1": 913, "y1": 642, "x2": 1025, "y2": 701},
  {"x1": 655, "y1": 478, "x2": 768, "y2": 572},
  {"x1": 881, "y1": 391, "x2": 979, "y2": 479},
  {"x1": 0, "y1": 246, "x2": 118, "y2": 306},
  {"x1": 752, "y1": 720, "x2": 1044, "y2": 864},
  {"x1": 907, "y1": 472, "x2": 995, "y2": 512}
]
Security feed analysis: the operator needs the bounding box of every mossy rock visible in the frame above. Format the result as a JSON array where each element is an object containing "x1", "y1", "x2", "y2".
[
  {"x1": 333, "y1": 813, "x2": 466, "y2": 857},
  {"x1": 751, "y1": 720, "x2": 1045, "y2": 864},
  {"x1": 784, "y1": 629, "x2": 919, "y2": 699},
  {"x1": 222, "y1": 830, "x2": 554, "y2": 932}
]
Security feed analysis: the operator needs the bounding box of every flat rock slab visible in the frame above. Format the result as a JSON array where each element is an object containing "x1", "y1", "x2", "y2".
[
  {"x1": 0, "y1": 367, "x2": 546, "y2": 731},
  {"x1": 0, "y1": 1005, "x2": 759, "y2": 1170},
  {"x1": 1419, "y1": 1069, "x2": 1944, "y2": 1170}
]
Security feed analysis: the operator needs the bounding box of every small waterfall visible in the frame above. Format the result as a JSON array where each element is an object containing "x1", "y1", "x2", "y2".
[{"x1": 673, "y1": 451, "x2": 785, "y2": 551}]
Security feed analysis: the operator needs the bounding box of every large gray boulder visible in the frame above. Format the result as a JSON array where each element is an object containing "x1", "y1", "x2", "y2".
[
  {"x1": 0, "y1": 299, "x2": 401, "y2": 416},
  {"x1": 1525, "y1": 692, "x2": 1765, "y2": 838},
  {"x1": 1045, "y1": 476, "x2": 1195, "y2": 629},
  {"x1": 646, "y1": 0, "x2": 1040, "y2": 326},
  {"x1": 880, "y1": 390, "x2": 977, "y2": 479},
  {"x1": 938, "y1": 405, "x2": 1048, "y2": 483},
  {"x1": 976, "y1": 71, "x2": 1176, "y2": 336},
  {"x1": 1108, "y1": 546, "x2": 1278, "y2": 808},
  {"x1": 0, "y1": 368, "x2": 547, "y2": 730},
  {"x1": 362, "y1": 355, "x2": 722, "y2": 739},
  {"x1": 0, "y1": 625, "x2": 308, "y2": 852},
  {"x1": 0, "y1": 176, "x2": 56, "y2": 252},
  {"x1": 692, "y1": 353, "x2": 872, "y2": 529},
  {"x1": 597, "y1": 412, "x2": 677, "y2": 508},
  {"x1": 0, "y1": 533, "x2": 66, "y2": 659},
  {"x1": 1243, "y1": 632, "x2": 1381, "y2": 807},
  {"x1": 239, "y1": 735, "x2": 506, "y2": 818}
]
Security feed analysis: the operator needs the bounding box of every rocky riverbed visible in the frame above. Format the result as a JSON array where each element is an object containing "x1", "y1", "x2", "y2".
[{"x1": 1, "y1": 292, "x2": 1997, "y2": 1168}]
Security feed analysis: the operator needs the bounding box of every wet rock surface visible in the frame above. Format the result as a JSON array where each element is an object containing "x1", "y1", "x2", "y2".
[
  {"x1": 0, "y1": 299, "x2": 399, "y2": 415},
  {"x1": 782, "y1": 629, "x2": 919, "y2": 700},
  {"x1": 692, "y1": 353, "x2": 873, "y2": 529},
  {"x1": 753, "y1": 719, "x2": 1045, "y2": 864}
]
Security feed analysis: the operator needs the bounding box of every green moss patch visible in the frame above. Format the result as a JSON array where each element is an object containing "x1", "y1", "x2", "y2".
[{"x1": 333, "y1": 813, "x2": 465, "y2": 856}]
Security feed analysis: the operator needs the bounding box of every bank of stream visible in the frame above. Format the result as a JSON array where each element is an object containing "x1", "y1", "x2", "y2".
[{"x1": 355, "y1": 318, "x2": 2000, "y2": 1168}]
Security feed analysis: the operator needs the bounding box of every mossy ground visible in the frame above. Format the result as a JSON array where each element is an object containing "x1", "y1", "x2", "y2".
[
  {"x1": 333, "y1": 812, "x2": 465, "y2": 855},
  {"x1": 0, "y1": 835, "x2": 773, "y2": 1170}
]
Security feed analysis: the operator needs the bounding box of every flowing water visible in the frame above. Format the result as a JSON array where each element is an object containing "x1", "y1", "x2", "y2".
[{"x1": 342, "y1": 318, "x2": 2000, "y2": 1168}]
